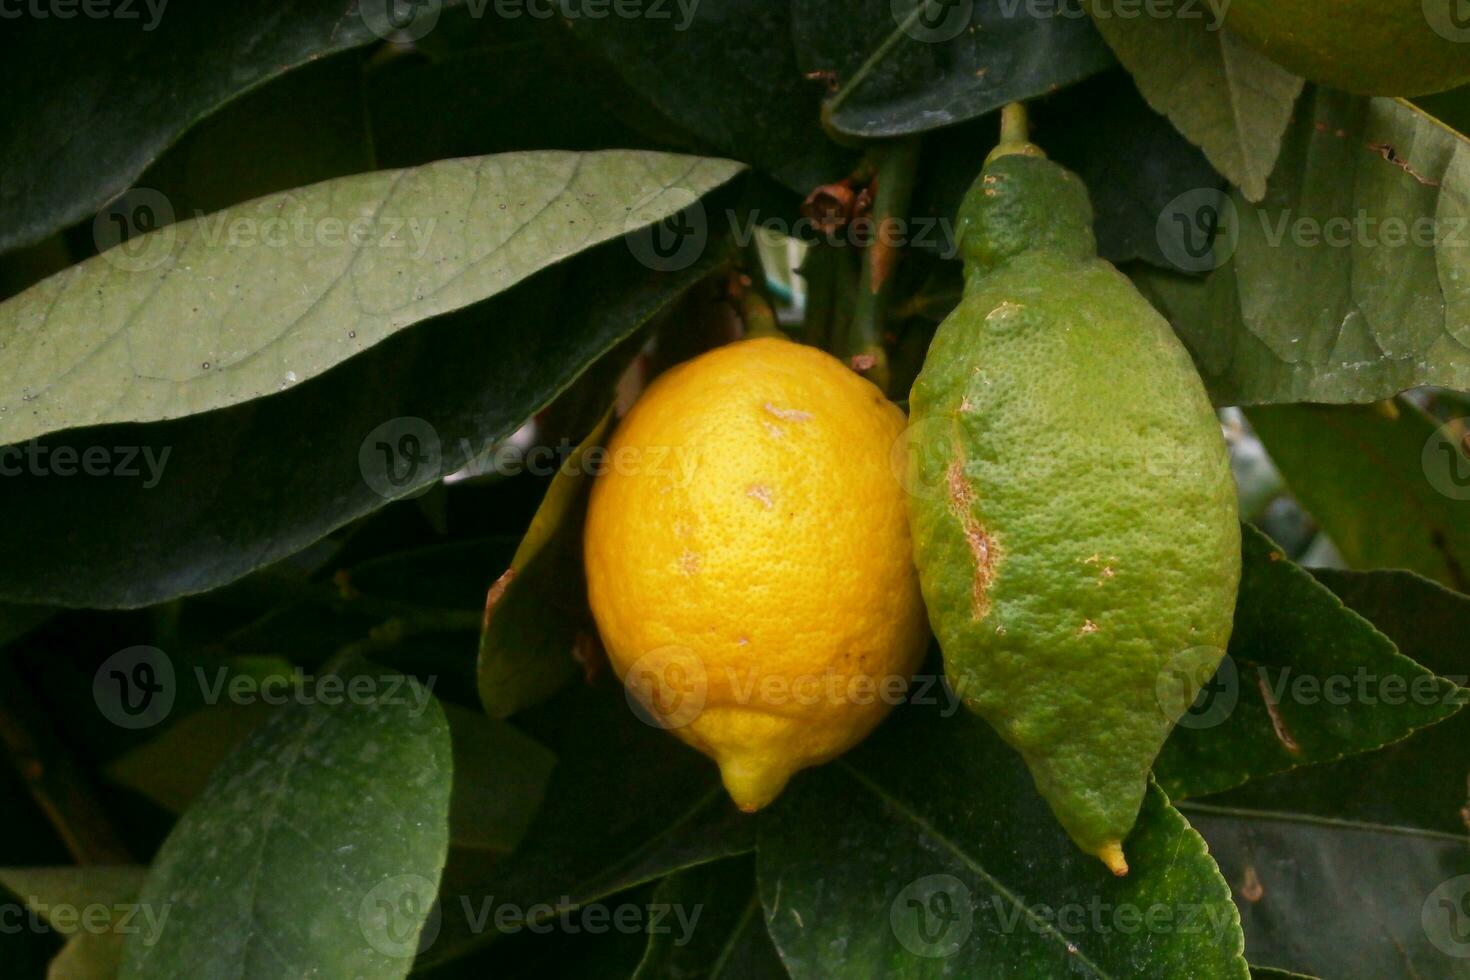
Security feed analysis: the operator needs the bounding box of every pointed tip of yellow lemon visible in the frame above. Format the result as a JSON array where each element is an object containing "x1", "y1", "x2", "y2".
[
  {"x1": 1095, "y1": 841, "x2": 1129, "y2": 877},
  {"x1": 719, "y1": 756, "x2": 795, "y2": 813}
]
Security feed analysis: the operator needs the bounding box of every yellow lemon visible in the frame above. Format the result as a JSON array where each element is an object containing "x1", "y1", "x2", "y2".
[{"x1": 584, "y1": 336, "x2": 929, "y2": 810}]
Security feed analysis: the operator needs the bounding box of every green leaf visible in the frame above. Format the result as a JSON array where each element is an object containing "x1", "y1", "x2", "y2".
[
  {"x1": 758, "y1": 697, "x2": 1249, "y2": 979},
  {"x1": 1209, "y1": 568, "x2": 1470, "y2": 836},
  {"x1": 0, "y1": 866, "x2": 147, "y2": 932},
  {"x1": 423, "y1": 684, "x2": 755, "y2": 968},
  {"x1": 1246, "y1": 401, "x2": 1470, "y2": 591},
  {"x1": 633, "y1": 857, "x2": 785, "y2": 980},
  {"x1": 0, "y1": 1, "x2": 415, "y2": 254},
  {"x1": 0, "y1": 865, "x2": 146, "y2": 979},
  {"x1": 1085, "y1": 2, "x2": 1302, "y2": 201},
  {"x1": 0, "y1": 231, "x2": 731, "y2": 608},
  {"x1": 118, "y1": 668, "x2": 452, "y2": 979},
  {"x1": 107, "y1": 697, "x2": 552, "y2": 855},
  {"x1": 1155, "y1": 524, "x2": 1464, "y2": 801},
  {"x1": 1186, "y1": 802, "x2": 1470, "y2": 979},
  {"x1": 478, "y1": 414, "x2": 611, "y2": 719},
  {"x1": 1139, "y1": 91, "x2": 1470, "y2": 405},
  {"x1": 0, "y1": 150, "x2": 741, "y2": 446},
  {"x1": 556, "y1": 0, "x2": 848, "y2": 193},
  {"x1": 440, "y1": 704, "x2": 556, "y2": 854},
  {"x1": 49, "y1": 933, "x2": 126, "y2": 980},
  {"x1": 793, "y1": 0, "x2": 1113, "y2": 138}
]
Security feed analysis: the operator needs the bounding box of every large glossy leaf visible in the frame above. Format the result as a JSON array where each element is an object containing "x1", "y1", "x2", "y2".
[
  {"x1": 421, "y1": 683, "x2": 755, "y2": 969},
  {"x1": 758, "y1": 695, "x2": 1248, "y2": 979},
  {"x1": 1187, "y1": 804, "x2": 1470, "y2": 979},
  {"x1": 0, "y1": 1, "x2": 424, "y2": 254},
  {"x1": 105, "y1": 701, "x2": 552, "y2": 854},
  {"x1": 1155, "y1": 525, "x2": 1463, "y2": 801},
  {"x1": 1210, "y1": 568, "x2": 1470, "y2": 836},
  {"x1": 792, "y1": 0, "x2": 1113, "y2": 138},
  {"x1": 0, "y1": 150, "x2": 741, "y2": 445},
  {"x1": 1246, "y1": 401, "x2": 1470, "y2": 591},
  {"x1": 0, "y1": 227, "x2": 733, "y2": 608},
  {"x1": 118, "y1": 668, "x2": 451, "y2": 979},
  {"x1": 1085, "y1": 2, "x2": 1301, "y2": 202},
  {"x1": 556, "y1": 0, "x2": 849, "y2": 193},
  {"x1": 1138, "y1": 91, "x2": 1470, "y2": 405}
]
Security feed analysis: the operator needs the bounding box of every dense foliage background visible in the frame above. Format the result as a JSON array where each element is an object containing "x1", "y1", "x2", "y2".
[{"x1": 1, "y1": 1, "x2": 1469, "y2": 977}]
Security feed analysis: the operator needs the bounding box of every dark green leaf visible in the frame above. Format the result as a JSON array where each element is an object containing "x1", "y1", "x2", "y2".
[
  {"x1": 633, "y1": 857, "x2": 785, "y2": 980},
  {"x1": 1187, "y1": 803, "x2": 1470, "y2": 979},
  {"x1": 1208, "y1": 568, "x2": 1470, "y2": 836},
  {"x1": 0, "y1": 1, "x2": 407, "y2": 253},
  {"x1": 1155, "y1": 524, "x2": 1464, "y2": 801},
  {"x1": 422, "y1": 683, "x2": 755, "y2": 968},
  {"x1": 555, "y1": 0, "x2": 850, "y2": 193},
  {"x1": 118, "y1": 668, "x2": 451, "y2": 979},
  {"x1": 1246, "y1": 401, "x2": 1470, "y2": 591},
  {"x1": 478, "y1": 415, "x2": 609, "y2": 718},
  {"x1": 1085, "y1": 2, "x2": 1302, "y2": 200},
  {"x1": 758, "y1": 697, "x2": 1248, "y2": 979},
  {"x1": 799, "y1": 0, "x2": 1113, "y2": 138},
  {"x1": 1139, "y1": 91, "x2": 1470, "y2": 405},
  {"x1": 0, "y1": 233, "x2": 731, "y2": 608}
]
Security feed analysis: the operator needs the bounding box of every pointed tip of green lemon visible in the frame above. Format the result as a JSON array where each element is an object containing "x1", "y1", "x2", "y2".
[{"x1": 1095, "y1": 840, "x2": 1129, "y2": 877}]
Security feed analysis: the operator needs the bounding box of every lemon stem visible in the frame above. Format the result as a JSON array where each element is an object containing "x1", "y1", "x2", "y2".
[{"x1": 985, "y1": 102, "x2": 1048, "y2": 165}]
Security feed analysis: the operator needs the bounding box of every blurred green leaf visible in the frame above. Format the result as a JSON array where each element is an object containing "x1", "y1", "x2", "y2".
[
  {"x1": 758, "y1": 695, "x2": 1248, "y2": 978},
  {"x1": 118, "y1": 667, "x2": 451, "y2": 979},
  {"x1": 48, "y1": 932, "x2": 126, "y2": 980},
  {"x1": 1156, "y1": 525, "x2": 1464, "y2": 801},
  {"x1": 793, "y1": 0, "x2": 1113, "y2": 138},
  {"x1": 0, "y1": 866, "x2": 146, "y2": 931},
  {"x1": 1139, "y1": 91, "x2": 1470, "y2": 404},
  {"x1": 1085, "y1": 2, "x2": 1301, "y2": 200},
  {"x1": 1246, "y1": 400, "x2": 1470, "y2": 590}
]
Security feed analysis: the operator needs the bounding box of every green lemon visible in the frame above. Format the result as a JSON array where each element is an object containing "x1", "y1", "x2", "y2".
[
  {"x1": 1225, "y1": 0, "x2": 1470, "y2": 97},
  {"x1": 906, "y1": 105, "x2": 1240, "y2": 874}
]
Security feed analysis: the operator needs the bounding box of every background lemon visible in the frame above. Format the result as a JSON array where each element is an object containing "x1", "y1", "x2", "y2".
[
  {"x1": 1225, "y1": 0, "x2": 1470, "y2": 97},
  {"x1": 584, "y1": 337, "x2": 929, "y2": 811}
]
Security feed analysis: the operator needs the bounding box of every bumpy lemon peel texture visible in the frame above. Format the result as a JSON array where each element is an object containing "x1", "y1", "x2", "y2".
[
  {"x1": 584, "y1": 337, "x2": 929, "y2": 811},
  {"x1": 907, "y1": 104, "x2": 1241, "y2": 874}
]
